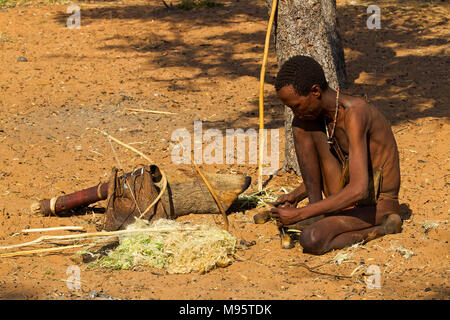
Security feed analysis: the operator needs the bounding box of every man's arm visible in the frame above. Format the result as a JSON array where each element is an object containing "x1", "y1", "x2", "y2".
[{"x1": 272, "y1": 107, "x2": 371, "y2": 225}]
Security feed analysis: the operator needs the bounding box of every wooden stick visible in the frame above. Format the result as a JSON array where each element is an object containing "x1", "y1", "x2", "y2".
[
  {"x1": 94, "y1": 128, "x2": 155, "y2": 164},
  {"x1": 258, "y1": 0, "x2": 278, "y2": 191},
  {"x1": 0, "y1": 226, "x2": 202, "y2": 250},
  {"x1": 21, "y1": 226, "x2": 84, "y2": 233},
  {"x1": 92, "y1": 128, "x2": 168, "y2": 219},
  {"x1": 289, "y1": 262, "x2": 353, "y2": 279},
  {"x1": 192, "y1": 163, "x2": 229, "y2": 231},
  {"x1": 124, "y1": 108, "x2": 176, "y2": 115},
  {"x1": 0, "y1": 244, "x2": 86, "y2": 258}
]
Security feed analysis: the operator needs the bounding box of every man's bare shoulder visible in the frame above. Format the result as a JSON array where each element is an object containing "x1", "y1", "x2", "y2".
[
  {"x1": 342, "y1": 95, "x2": 372, "y2": 127},
  {"x1": 344, "y1": 95, "x2": 371, "y2": 111},
  {"x1": 343, "y1": 95, "x2": 395, "y2": 143}
]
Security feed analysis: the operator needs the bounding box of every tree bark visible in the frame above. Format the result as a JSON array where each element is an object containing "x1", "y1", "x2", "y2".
[{"x1": 266, "y1": 0, "x2": 347, "y2": 175}]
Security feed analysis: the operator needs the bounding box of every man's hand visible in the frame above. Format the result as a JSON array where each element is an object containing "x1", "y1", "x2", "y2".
[
  {"x1": 270, "y1": 206, "x2": 305, "y2": 227},
  {"x1": 269, "y1": 185, "x2": 307, "y2": 208},
  {"x1": 270, "y1": 193, "x2": 298, "y2": 208}
]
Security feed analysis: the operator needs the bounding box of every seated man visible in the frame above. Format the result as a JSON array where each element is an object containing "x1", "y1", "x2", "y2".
[{"x1": 270, "y1": 55, "x2": 403, "y2": 255}]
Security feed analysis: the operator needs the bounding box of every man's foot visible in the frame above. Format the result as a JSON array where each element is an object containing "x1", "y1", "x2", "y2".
[
  {"x1": 381, "y1": 213, "x2": 403, "y2": 235},
  {"x1": 365, "y1": 213, "x2": 403, "y2": 242}
]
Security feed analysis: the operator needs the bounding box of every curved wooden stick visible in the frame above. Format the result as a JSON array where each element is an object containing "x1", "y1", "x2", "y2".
[
  {"x1": 192, "y1": 163, "x2": 229, "y2": 231},
  {"x1": 93, "y1": 128, "x2": 168, "y2": 219}
]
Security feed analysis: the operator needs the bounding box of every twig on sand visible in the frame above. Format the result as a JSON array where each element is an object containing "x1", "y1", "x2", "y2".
[
  {"x1": 93, "y1": 128, "x2": 154, "y2": 163},
  {"x1": 288, "y1": 259, "x2": 353, "y2": 279},
  {"x1": 21, "y1": 226, "x2": 84, "y2": 233},
  {"x1": 124, "y1": 108, "x2": 176, "y2": 115},
  {"x1": 0, "y1": 244, "x2": 87, "y2": 258},
  {"x1": 161, "y1": 0, "x2": 175, "y2": 9},
  {"x1": 394, "y1": 126, "x2": 409, "y2": 134}
]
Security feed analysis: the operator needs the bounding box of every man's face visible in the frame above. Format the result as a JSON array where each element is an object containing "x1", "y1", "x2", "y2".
[{"x1": 276, "y1": 85, "x2": 321, "y2": 120}]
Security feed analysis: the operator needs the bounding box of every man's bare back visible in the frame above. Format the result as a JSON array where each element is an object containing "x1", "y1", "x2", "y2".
[{"x1": 269, "y1": 55, "x2": 403, "y2": 254}]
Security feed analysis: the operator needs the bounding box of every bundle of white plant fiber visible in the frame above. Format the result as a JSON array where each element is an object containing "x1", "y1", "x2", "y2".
[{"x1": 94, "y1": 218, "x2": 237, "y2": 274}]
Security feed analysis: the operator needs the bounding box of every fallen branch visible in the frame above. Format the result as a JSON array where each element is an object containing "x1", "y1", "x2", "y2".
[
  {"x1": 288, "y1": 259, "x2": 353, "y2": 279},
  {"x1": 290, "y1": 262, "x2": 353, "y2": 279},
  {"x1": 21, "y1": 226, "x2": 84, "y2": 233},
  {"x1": 0, "y1": 244, "x2": 87, "y2": 258},
  {"x1": 161, "y1": 0, "x2": 175, "y2": 9},
  {"x1": 124, "y1": 108, "x2": 176, "y2": 115},
  {"x1": 0, "y1": 226, "x2": 202, "y2": 250}
]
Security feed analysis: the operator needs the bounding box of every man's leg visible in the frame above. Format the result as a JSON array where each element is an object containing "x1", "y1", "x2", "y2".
[
  {"x1": 287, "y1": 118, "x2": 343, "y2": 230},
  {"x1": 299, "y1": 199, "x2": 402, "y2": 255},
  {"x1": 292, "y1": 117, "x2": 343, "y2": 203}
]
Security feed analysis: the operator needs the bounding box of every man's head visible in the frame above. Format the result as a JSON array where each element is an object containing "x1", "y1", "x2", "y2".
[{"x1": 275, "y1": 55, "x2": 328, "y2": 120}]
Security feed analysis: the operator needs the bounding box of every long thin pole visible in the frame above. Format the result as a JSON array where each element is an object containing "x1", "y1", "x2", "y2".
[
  {"x1": 258, "y1": 0, "x2": 278, "y2": 191},
  {"x1": 0, "y1": 226, "x2": 202, "y2": 251},
  {"x1": 192, "y1": 163, "x2": 229, "y2": 231}
]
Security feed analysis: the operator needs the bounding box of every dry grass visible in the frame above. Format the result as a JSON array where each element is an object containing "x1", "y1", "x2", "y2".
[
  {"x1": 237, "y1": 188, "x2": 279, "y2": 209},
  {"x1": 86, "y1": 218, "x2": 237, "y2": 274}
]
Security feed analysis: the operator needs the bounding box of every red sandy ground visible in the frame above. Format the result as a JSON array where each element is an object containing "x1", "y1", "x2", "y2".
[{"x1": 0, "y1": 0, "x2": 448, "y2": 299}]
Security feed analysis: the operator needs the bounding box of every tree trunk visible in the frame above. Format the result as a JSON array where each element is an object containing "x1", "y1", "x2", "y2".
[{"x1": 266, "y1": 0, "x2": 347, "y2": 175}]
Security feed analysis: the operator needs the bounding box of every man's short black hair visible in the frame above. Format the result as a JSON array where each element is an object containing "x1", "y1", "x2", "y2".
[{"x1": 275, "y1": 55, "x2": 328, "y2": 96}]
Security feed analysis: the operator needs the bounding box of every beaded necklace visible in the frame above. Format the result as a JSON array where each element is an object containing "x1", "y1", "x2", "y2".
[{"x1": 325, "y1": 89, "x2": 340, "y2": 144}]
